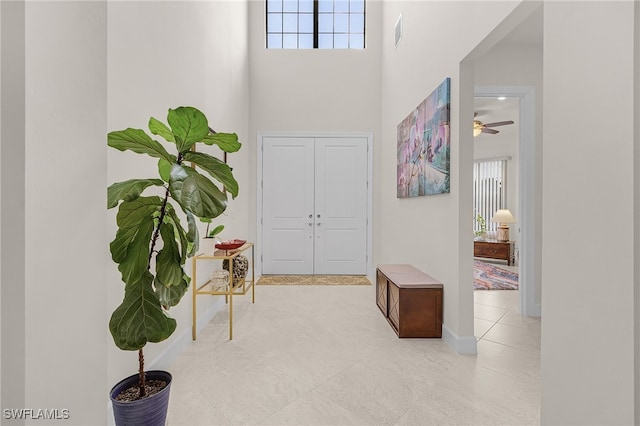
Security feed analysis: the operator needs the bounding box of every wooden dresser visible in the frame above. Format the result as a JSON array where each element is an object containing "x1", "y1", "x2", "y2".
[
  {"x1": 376, "y1": 264, "x2": 443, "y2": 338},
  {"x1": 473, "y1": 240, "x2": 515, "y2": 265}
]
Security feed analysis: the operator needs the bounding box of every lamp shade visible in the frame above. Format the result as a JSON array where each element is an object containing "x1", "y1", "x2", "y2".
[{"x1": 491, "y1": 209, "x2": 516, "y2": 224}]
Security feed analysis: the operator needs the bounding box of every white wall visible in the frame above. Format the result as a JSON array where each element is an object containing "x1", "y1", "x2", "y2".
[
  {"x1": 635, "y1": 2, "x2": 640, "y2": 423},
  {"x1": 23, "y1": 2, "x2": 108, "y2": 424},
  {"x1": 541, "y1": 2, "x2": 636, "y2": 424},
  {"x1": 107, "y1": 0, "x2": 250, "y2": 391},
  {"x1": 247, "y1": 0, "x2": 382, "y2": 269},
  {"x1": 1, "y1": 0, "x2": 26, "y2": 418},
  {"x1": 380, "y1": 0, "x2": 522, "y2": 352}
]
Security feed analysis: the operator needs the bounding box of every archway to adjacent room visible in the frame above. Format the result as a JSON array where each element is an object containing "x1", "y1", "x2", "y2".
[{"x1": 459, "y1": 1, "x2": 543, "y2": 351}]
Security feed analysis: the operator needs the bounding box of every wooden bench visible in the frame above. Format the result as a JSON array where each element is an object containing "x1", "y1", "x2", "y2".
[{"x1": 376, "y1": 264, "x2": 443, "y2": 338}]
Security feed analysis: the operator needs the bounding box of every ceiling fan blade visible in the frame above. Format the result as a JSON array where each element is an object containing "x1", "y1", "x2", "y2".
[
  {"x1": 482, "y1": 128, "x2": 500, "y2": 135},
  {"x1": 483, "y1": 120, "x2": 514, "y2": 128}
]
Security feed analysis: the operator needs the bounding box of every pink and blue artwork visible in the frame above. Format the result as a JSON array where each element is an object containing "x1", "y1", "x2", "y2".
[{"x1": 397, "y1": 77, "x2": 451, "y2": 198}]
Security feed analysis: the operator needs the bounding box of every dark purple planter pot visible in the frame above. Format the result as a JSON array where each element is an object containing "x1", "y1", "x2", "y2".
[{"x1": 110, "y1": 370, "x2": 172, "y2": 426}]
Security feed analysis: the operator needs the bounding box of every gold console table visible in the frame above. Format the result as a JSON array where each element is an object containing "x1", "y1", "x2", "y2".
[{"x1": 191, "y1": 242, "x2": 255, "y2": 341}]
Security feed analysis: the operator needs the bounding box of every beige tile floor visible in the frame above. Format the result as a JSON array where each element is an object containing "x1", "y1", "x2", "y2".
[{"x1": 167, "y1": 276, "x2": 540, "y2": 425}]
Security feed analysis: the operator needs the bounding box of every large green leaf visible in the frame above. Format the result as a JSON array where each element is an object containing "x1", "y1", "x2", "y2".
[
  {"x1": 164, "y1": 204, "x2": 189, "y2": 264},
  {"x1": 107, "y1": 179, "x2": 165, "y2": 209},
  {"x1": 167, "y1": 107, "x2": 209, "y2": 152},
  {"x1": 110, "y1": 197, "x2": 161, "y2": 284},
  {"x1": 109, "y1": 271, "x2": 177, "y2": 350},
  {"x1": 158, "y1": 158, "x2": 172, "y2": 183},
  {"x1": 186, "y1": 211, "x2": 199, "y2": 257},
  {"x1": 169, "y1": 164, "x2": 227, "y2": 219},
  {"x1": 149, "y1": 117, "x2": 175, "y2": 142},
  {"x1": 155, "y1": 221, "x2": 185, "y2": 288},
  {"x1": 183, "y1": 151, "x2": 239, "y2": 198},
  {"x1": 108, "y1": 128, "x2": 175, "y2": 163},
  {"x1": 155, "y1": 274, "x2": 189, "y2": 308},
  {"x1": 202, "y1": 132, "x2": 241, "y2": 153}
]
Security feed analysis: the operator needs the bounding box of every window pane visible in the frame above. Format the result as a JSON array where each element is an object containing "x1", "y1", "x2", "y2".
[
  {"x1": 299, "y1": 34, "x2": 313, "y2": 48},
  {"x1": 267, "y1": 33, "x2": 283, "y2": 48},
  {"x1": 350, "y1": 33, "x2": 364, "y2": 48},
  {"x1": 334, "y1": 0, "x2": 349, "y2": 13},
  {"x1": 334, "y1": 14, "x2": 348, "y2": 33},
  {"x1": 267, "y1": 0, "x2": 283, "y2": 13},
  {"x1": 283, "y1": 33, "x2": 298, "y2": 48},
  {"x1": 318, "y1": 0, "x2": 333, "y2": 13},
  {"x1": 350, "y1": 13, "x2": 364, "y2": 32},
  {"x1": 283, "y1": 0, "x2": 297, "y2": 12},
  {"x1": 334, "y1": 33, "x2": 349, "y2": 48},
  {"x1": 266, "y1": 0, "x2": 367, "y2": 49},
  {"x1": 299, "y1": 13, "x2": 313, "y2": 33},
  {"x1": 267, "y1": 13, "x2": 283, "y2": 32},
  {"x1": 318, "y1": 34, "x2": 333, "y2": 48},
  {"x1": 283, "y1": 13, "x2": 298, "y2": 32},
  {"x1": 318, "y1": 13, "x2": 333, "y2": 33},
  {"x1": 351, "y1": 0, "x2": 365, "y2": 13},
  {"x1": 299, "y1": 0, "x2": 313, "y2": 13}
]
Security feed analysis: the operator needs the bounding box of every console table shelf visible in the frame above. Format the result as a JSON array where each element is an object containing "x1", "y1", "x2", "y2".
[{"x1": 191, "y1": 243, "x2": 255, "y2": 341}]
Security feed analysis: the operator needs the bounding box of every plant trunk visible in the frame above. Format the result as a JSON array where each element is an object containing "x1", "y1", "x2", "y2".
[
  {"x1": 137, "y1": 156, "x2": 183, "y2": 397},
  {"x1": 138, "y1": 349, "x2": 146, "y2": 398}
]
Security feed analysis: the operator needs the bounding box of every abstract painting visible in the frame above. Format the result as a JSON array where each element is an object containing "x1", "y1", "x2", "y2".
[{"x1": 397, "y1": 77, "x2": 451, "y2": 198}]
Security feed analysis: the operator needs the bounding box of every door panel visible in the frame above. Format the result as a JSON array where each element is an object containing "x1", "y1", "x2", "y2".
[
  {"x1": 262, "y1": 137, "x2": 314, "y2": 274},
  {"x1": 314, "y1": 138, "x2": 367, "y2": 274},
  {"x1": 262, "y1": 136, "x2": 368, "y2": 275}
]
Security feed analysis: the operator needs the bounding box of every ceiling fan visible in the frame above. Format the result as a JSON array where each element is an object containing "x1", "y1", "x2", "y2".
[{"x1": 473, "y1": 116, "x2": 515, "y2": 137}]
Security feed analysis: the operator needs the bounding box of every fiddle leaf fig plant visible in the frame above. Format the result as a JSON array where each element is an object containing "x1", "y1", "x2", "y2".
[{"x1": 108, "y1": 106, "x2": 241, "y2": 398}]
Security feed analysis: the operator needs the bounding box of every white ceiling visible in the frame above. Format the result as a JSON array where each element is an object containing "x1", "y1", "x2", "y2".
[{"x1": 473, "y1": 8, "x2": 542, "y2": 139}]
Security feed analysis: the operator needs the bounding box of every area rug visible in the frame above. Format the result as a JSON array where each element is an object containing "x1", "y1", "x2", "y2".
[
  {"x1": 257, "y1": 275, "x2": 371, "y2": 286},
  {"x1": 474, "y1": 260, "x2": 518, "y2": 290}
]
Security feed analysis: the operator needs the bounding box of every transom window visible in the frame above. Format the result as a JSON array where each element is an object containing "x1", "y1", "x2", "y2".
[{"x1": 266, "y1": 0, "x2": 366, "y2": 49}]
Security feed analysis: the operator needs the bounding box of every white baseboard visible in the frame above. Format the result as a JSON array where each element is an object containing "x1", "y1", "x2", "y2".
[{"x1": 442, "y1": 324, "x2": 478, "y2": 355}]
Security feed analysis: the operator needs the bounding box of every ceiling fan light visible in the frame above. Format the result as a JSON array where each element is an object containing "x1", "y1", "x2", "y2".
[{"x1": 473, "y1": 120, "x2": 483, "y2": 137}]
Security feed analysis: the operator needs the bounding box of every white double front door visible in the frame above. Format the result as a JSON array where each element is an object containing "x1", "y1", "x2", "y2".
[{"x1": 262, "y1": 136, "x2": 368, "y2": 275}]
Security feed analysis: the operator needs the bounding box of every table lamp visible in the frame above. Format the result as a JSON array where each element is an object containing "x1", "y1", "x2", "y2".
[{"x1": 491, "y1": 209, "x2": 516, "y2": 242}]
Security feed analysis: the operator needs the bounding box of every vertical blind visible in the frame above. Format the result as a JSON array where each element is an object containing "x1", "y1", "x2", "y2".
[{"x1": 473, "y1": 158, "x2": 508, "y2": 233}]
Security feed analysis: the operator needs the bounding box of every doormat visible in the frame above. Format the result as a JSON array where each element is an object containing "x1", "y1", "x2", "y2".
[
  {"x1": 257, "y1": 275, "x2": 371, "y2": 286},
  {"x1": 474, "y1": 260, "x2": 518, "y2": 290}
]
